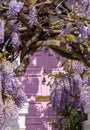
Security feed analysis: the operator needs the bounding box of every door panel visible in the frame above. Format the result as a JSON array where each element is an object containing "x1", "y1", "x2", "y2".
[{"x1": 22, "y1": 50, "x2": 59, "y2": 130}]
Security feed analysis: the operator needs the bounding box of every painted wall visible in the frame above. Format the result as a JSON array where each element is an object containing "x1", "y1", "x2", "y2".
[{"x1": 22, "y1": 49, "x2": 61, "y2": 130}]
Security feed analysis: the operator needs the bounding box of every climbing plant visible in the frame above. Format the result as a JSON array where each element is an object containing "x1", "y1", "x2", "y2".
[
  {"x1": 0, "y1": 0, "x2": 90, "y2": 76},
  {"x1": 0, "y1": 0, "x2": 90, "y2": 129},
  {"x1": 44, "y1": 60, "x2": 89, "y2": 130}
]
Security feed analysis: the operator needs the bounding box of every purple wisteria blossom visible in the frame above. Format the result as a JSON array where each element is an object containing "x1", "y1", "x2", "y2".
[
  {"x1": 77, "y1": 22, "x2": 90, "y2": 39},
  {"x1": 4, "y1": 97, "x2": 19, "y2": 120},
  {"x1": 50, "y1": 63, "x2": 90, "y2": 114},
  {"x1": 50, "y1": 79, "x2": 70, "y2": 113},
  {"x1": 11, "y1": 25, "x2": 21, "y2": 50},
  {"x1": 80, "y1": 84, "x2": 90, "y2": 113},
  {"x1": 13, "y1": 88, "x2": 27, "y2": 108},
  {"x1": 69, "y1": 0, "x2": 90, "y2": 14},
  {"x1": 60, "y1": 27, "x2": 71, "y2": 35},
  {"x1": 80, "y1": 0, "x2": 90, "y2": 13},
  {"x1": 0, "y1": 60, "x2": 27, "y2": 129},
  {"x1": 11, "y1": 32, "x2": 20, "y2": 50},
  {"x1": 72, "y1": 61, "x2": 84, "y2": 74},
  {"x1": 1, "y1": 60, "x2": 27, "y2": 106},
  {"x1": 2, "y1": 72, "x2": 18, "y2": 95},
  {"x1": 28, "y1": 6, "x2": 36, "y2": 27},
  {"x1": 8, "y1": 0, "x2": 24, "y2": 19},
  {"x1": 0, "y1": 19, "x2": 4, "y2": 44}
]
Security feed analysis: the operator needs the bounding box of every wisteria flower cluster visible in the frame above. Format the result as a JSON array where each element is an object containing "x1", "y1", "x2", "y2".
[
  {"x1": 11, "y1": 25, "x2": 21, "y2": 50},
  {"x1": 77, "y1": 22, "x2": 90, "y2": 39},
  {"x1": 0, "y1": 18, "x2": 21, "y2": 50},
  {"x1": 28, "y1": 6, "x2": 36, "y2": 27},
  {"x1": 0, "y1": 0, "x2": 37, "y2": 50},
  {"x1": 0, "y1": 19, "x2": 4, "y2": 44},
  {"x1": 44, "y1": 60, "x2": 90, "y2": 130},
  {"x1": 0, "y1": 59, "x2": 27, "y2": 130},
  {"x1": 50, "y1": 62, "x2": 90, "y2": 113},
  {"x1": 8, "y1": 0, "x2": 24, "y2": 19},
  {"x1": 69, "y1": 0, "x2": 90, "y2": 13}
]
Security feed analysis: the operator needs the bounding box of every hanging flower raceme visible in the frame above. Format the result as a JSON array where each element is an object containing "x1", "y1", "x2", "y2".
[
  {"x1": 77, "y1": 22, "x2": 89, "y2": 39},
  {"x1": 80, "y1": 0, "x2": 90, "y2": 13},
  {"x1": 11, "y1": 25, "x2": 21, "y2": 50},
  {"x1": 48, "y1": 67, "x2": 90, "y2": 130},
  {"x1": 71, "y1": 61, "x2": 85, "y2": 74},
  {"x1": 8, "y1": 0, "x2": 24, "y2": 19},
  {"x1": 0, "y1": 59, "x2": 27, "y2": 130},
  {"x1": 28, "y1": 6, "x2": 36, "y2": 27},
  {"x1": 0, "y1": 19, "x2": 4, "y2": 44},
  {"x1": 46, "y1": 61, "x2": 90, "y2": 115},
  {"x1": 50, "y1": 80, "x2": 70, "y2": 113},
  {"x1": 69, "y1": 0, "x2": 90, "y2": 14}
]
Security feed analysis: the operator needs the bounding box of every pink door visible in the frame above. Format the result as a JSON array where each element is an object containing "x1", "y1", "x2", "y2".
[{"x1": 22, "y1": 50, "x2": 60, "y2": 130}]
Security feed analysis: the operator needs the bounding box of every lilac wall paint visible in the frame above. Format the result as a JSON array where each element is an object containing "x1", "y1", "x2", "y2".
[{"x1": 22, "y1": 50, "x2": 60, "y2": 130}]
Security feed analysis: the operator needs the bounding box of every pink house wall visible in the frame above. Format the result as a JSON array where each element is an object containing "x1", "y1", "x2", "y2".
[{"x1": 22, "y1": 50, "x2": 60, "y2": 130}]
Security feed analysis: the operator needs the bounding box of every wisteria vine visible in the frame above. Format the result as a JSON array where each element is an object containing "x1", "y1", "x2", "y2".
[
  {"x1": 44, "y1": 59, "x2": 90, "y2": 130},
  {"x1": 0, "y1": 0, "x2": 90, "y2": 129},
  {"x1": 0, "y1": 0, "x2": 90, "y2": 74},
  {"x1": 0, "y1": 59, "x2": 27, "y2": 130}
]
